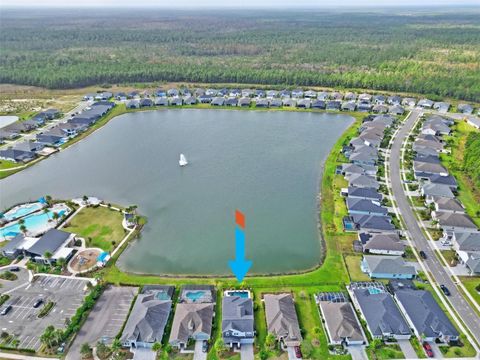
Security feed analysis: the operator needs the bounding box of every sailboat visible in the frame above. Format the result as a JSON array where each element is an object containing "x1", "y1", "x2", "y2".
[{"x1": 179, "y1": 153, "x2": 188, "y2": 167}]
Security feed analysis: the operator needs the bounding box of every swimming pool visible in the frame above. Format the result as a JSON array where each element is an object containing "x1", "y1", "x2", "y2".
[
  {"x1": 184, "y1": 290, "x2": 208, "y2": 302},
  {"x1": 225, "y1": 290, "x2": 251, "y2": 298},
  {"x1": 368, "y1": 288, "x2": 383, "y2": 295},
  {"x1": 155, "y1": 291, "x2": 171, "y2": 301},
  {"x1": 3, "y1": 202, "x2": 43, "y2": 222},
  {"x1": 0, "y1": 210, "x2": 64, "y2": 239}
]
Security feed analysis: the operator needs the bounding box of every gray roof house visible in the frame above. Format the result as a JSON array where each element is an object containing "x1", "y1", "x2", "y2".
[
  {"x1": 352, "y1": 214, "x2": 396, "y2": 232},
  {"x1": 211, "y1": 97, "x2": 225, "y2": 106},
  {"x1": 347, "y1": 198, "x2": 387, "y2": 217},
  {"x1": 0, "y1": 149, "x2": 36, "y2": 163},
  {"x1": 14, "y1": 141, "x2": 45, "y2": 153},
  {"x1": 121, "y1": 287, "x2": 174, "y2": 349},
  {"x1": 340, "y1": 163, "x2": 377, "y2": 177},
  {"x1": 433, "y1": 212, "x2": 478, "y2": 232},
  {"x1": 350, "y1": 286, "x2": 411, "y2": 340},
  {"x1": 297, "y1": 99, "x2": 311, "y2": 109},
  {"x1": 264, "y1": 294, "x2": 302, "y2": 347},
  {"x1": 465, "y1": 253, "x2": 480, "y2": 275},
  {"x1": 361, "y1": 255, "x2": 417, "y2": 279},
  {"x1": 348, "y1": 174, "x2": 380, "y2": 190},
  {"x1": 451, "y1": 231, "x2": 480, "y2": 252},
  {"x1": 432, "y1": 197, "x2": 464, "y2": 213},
  {"x1": 421, "y1": 183, "x2": 455, "y2": 200},
  {"x1": 346, "y1": 187, "x2": 382, "y2": 202},
  {"x1": 222, "y1": 296, "x2": 255, "y2": 348},
  {"x1": 414, "y1": 161, "x2": 448, "y2": 176},
  {"x1": 389, "y1": 105, "x2": 405, "y2": 115},
  {"x1": 155, "y1": 97, "x2": 169, "y2": 106},
  {"x1": 1, "y1": 234, "x2": 27, "y2": 258},
  {"x1": 318, "y1": 300, "x2": 366, "y2": 346},
  {"x1": 394, "y1": 289, "x2": 459, "y2": 342},
  {"x1": 418, "y1": 99, "x2": 434, "y2": 109},
  {"x1": 363, "y1": 233, "x2": 405, "y2": 256},
  {"x1": 169, "y1": 303, "x2": 215, "y2": 349},
  {"x1": 26, "y1": 229, "x2": 75, "y2": 264},
  {"x1": 457, "y1": 103, "x2": 473, "y2": 114}
]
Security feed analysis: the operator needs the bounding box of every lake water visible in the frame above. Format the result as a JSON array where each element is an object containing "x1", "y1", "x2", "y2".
[{"x1": 0, "y1": 109, "x2": 353, "y2": 275}]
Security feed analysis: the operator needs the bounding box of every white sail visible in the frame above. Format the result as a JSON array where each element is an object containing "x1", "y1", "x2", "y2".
[{"x1": 179, "y1": 153, "x2": 188, "y2": 166}]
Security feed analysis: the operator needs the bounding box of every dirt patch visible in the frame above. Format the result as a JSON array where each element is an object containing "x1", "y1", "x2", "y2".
[{"x1": 69, "y1": 249, "x2": 101, "y2": 272}]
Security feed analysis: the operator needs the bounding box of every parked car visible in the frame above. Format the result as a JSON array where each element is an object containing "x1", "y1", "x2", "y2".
[
  {"x1": 33, "y1": 299, "x2": 43, "y2": 308},
  {"x1": 202, "y1": 340, "x2": 208, "y2": 353},
  {"x1": 9, "y1": 266, "x2": 20, "y2": 272},
  {"x1": 419, "y1": 250, "x2": 427, "y2": 259},
  {"x1": 440, "y1": 284, "x2": 451, "y2": 296},
  {"x1": 294, "y1": 346, "x2": 303, "y2": 358},
  {"x1": 423, "y1": 342, "x2": 434, "y2": 358},
  {"x1": 1, "y1": 305, "x2": 12, "y2": 316}
]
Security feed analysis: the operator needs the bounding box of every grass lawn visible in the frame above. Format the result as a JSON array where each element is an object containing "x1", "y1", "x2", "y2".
[
  {"x1": 345, "y1": 255, "x2": 369, "y2": 282},
  {"x1": 440, "y1": 335, "x2": 477, "y2": 358},
  {"x1": 441, "y1": 121, "x2": 480, "y2": 227},
  {"x1": 410, "y1": 337, "x2": 427, "y2": 359},
  {"x1": 366, "y1": 343, "x2": 404, "y2": 360},
  {"x1": 440, "y1": 249, "x2": 458, "y2": 267},
  {"x1": 65, "y1": 206, "x2": 126, "y2": 251},
  {"x1": 0, "y1": 159, "x2": 19, "y2": 170},
  {"x1": 459, "y1": 277, "x2": 480, "y2": 307}
]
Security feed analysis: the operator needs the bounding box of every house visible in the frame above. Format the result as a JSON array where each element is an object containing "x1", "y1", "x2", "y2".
[
  {"x1": 344, "y1": 187, "x2": 382, "y2": 202},
  {"x1": 194, "y1": 88, "x2": 206, "y2": 97},
  {"x1": 270, "y1": 99, "x2": 283, "y2": 108},
  {"x1": 254, "y1": 89, "x2": 266, "y2": 98},
  {"x1": 36, "y1": 133, "x2": 65, "y2": 147},
  {"x1": 170, "y1": 97, "x2": 183, "y2": 106},
  {"x1": 451, "y1": 231, "x2": 480, "y2": 253},
  {"x1": 121, "y1": 286, "x2": 174, "y2": 349},
  {"x1": 127, "y1": 91, "x2": 139, "y2": 99},
  {"x1": 466, "y1": 118, "x2": 480, "y2": 129},
  {"x1": 465, "y1": 253, "x2": 480, "y2": 274},
  {"x1": 211, "y1": 97, "x2": 225, "y2": 106},
  {"x1": 155, "y1": 97, "x2": 169, "y2": 106},
  {"x1": 0, "y1": 148, "x2": 36, "y2": 163},
  {"x1": 229, "y1": 89, "x2": 241, "y2": 97},
  {"x1": 348, "y1": 174, "x2": 379, "y2": 190},
  {"x1": 433, "y1": 212, "x2": 478, "y2": 232},
  {"x1": 26, "y1": 229, "x2": 75, "y2": 264},
  {"x1": 264, "y1": 294, "x2": 302, "y2": 347},
  {"x1": 402, "y1": 98, "x2": 416, "y2": 107},
  {"x1": 425, "y1": 174, "x2": 458, "y2": 189},
  {"x1": 346, "y1": 198, "x2": 387, "y2": 217},
  {"x1": 421, "y1": 183, "x2": 455, "y2": 202},
  {"x1": 394, "y1": 288, "x2": 458, "y2": 342},
  {"x1": 304, "y1": 90, "x2": 317, "y2": 98},
  {"x1": 239, "y1": 98, "x2": 251, "y2": 107},
  {"x1": 255, "y1": 99, "x2": 270, "y2": 108},
  {"x1": 372, "y1": 104, "x2": 388, "y2": 114},
  {"x1": 115, "y1": 92, "x2": 127, "y2": 101},
  {"x1": 83, "y1": 93, "x2": 95, "y2": 101},
  {"x1": 225, "y1": 97, "x2": 238, "y2": 107},
  {"x1": 339, "y1": 163, "x2": 377, "y2": 177},
  {"x1": 414, "y1": 161, "x2": 448, "y2": 176},
  {"x1": 348, "y1": 283, "x2": 411, "y2": 340},
  {"x1": 222, "y1": 296, "x2": 255, "y2": 349},
  {"x1": 422, "y1": 121, "x2": 451, "y2": 136},
  {"x1": 297, "y1": 99, "x2": 311, "y2": 109},
  {"x1": 317, "y1": 295, "x2": 366, "y2": 346},
  {"x1": 243, "y1": 89, "x2": 254, "y2": 98},
  {"x1": 140, "y1": 98, "x2": 153, "y2": 107},
  {"x1": 317, "y1": 91, "x2": 329, "y2": 100},
  {"x1": 349, "y1": 149, "x2": 377, "y2": 166},
  {"x1": 326, "y1": 101, "x2": 341, "y2": 111},
  {"x1": 433, "y1": 102, "x2": 450, "y2": 113},
  {"x1": 282, "y1": 99, "x2": 296, "y2": 108},
  {"x1": 432, "y1": 197, "x2": 464, "y2": 213},
  {"x1": 280, "y1": 90, "x2": 290, "y2": 98},
  {"x1": 357, "y1": 103, "x2": 373, "y2": 112},
  {"x1": 167, "y1": 88, "x2": 179, "y2": 97},
  {"x1": 205, "y1": 89, "x2": 217, "y2": 97},
  {"x1": 389, "y1": 105, "x2": 405, "y2": 115},
  {"x1": 330, "y1": 92, "x2": 343, "y2": 101},
  {"x1": 14, "y1": 141, "x2": 45, "y2": 153},
  {"x1": 169, "y1": 303, "x2": 215, "y2": 349},
  {"x1": 345, "y1": 92, "x2": 357, "y2": 101},
  {"x1": 387, "y1": 96, "x2": 402, "y2": 105},
  {"x1": 95, "y1": 92, "x2": 113, "y2": 100},
  {"x1": 1, "y1": 234, "x2": 29, "y2": 258},
  {"x1": 57, "y1": 123, "x2": 81, "y2": 136},
  {"x1": 417, "y1": 99, "x2": 434, "y2": 109},
  {"x1": 311, "y1": 100, "x2": 326, "y2": 109},
  {"x1": 342, "y1": 102, "x2": 356, "y2": 112},
  {"x1": 415, "y1": 153, "x2": 440, "y2": 165},
  {"x1": 69, "y1": 116, "x2": 96, "y2": 127},
  {"x1": 291, "y1": 89, "x2": 304, "y2": 99},
  {"x1": 361, "y1": 233, "x2": 405, "y2": 256},
  {"x1": 126, "y1": 100, "x2": 140, "y2": 109},
  {"x1": 266, "y1": 90, "x2": 278, "y2": 98},
  {"x1": 373, "y1": 95, "x2": 386, "y2": 105},
  {"x1": 358, "y1": 94, "x2": 372, "y2": 103},
  {"x1": 361, "y1": 255, "x2": 416, "y2": 279},
  {"x1": 183, "y1": 96, "x2": 197, "y2": 105},
  {"x1": 43, "y1": 109, "x2": 60, "y2": 120},
  {"x1": 457, "y1": 104, "x2": 473, "y2": 115}
]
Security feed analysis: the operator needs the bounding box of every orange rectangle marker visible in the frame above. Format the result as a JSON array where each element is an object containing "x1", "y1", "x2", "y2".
[{"x1": 235, "y1": 209, "x2": 245, "y2": 229}]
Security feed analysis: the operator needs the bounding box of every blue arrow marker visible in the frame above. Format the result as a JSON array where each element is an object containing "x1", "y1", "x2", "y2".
[{"x1": 229, "y1": 227, "x2": 252, "y2": 282}]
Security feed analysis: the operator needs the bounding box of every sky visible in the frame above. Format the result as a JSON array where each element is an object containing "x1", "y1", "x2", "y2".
[{"x1": 1, "y1": 0, "x2": 479, "y2": 7}]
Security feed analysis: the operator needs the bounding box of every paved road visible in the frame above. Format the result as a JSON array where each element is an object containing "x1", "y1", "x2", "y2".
[{"x1": 389, "y1": 109, "x2": 480, "y2": 346}]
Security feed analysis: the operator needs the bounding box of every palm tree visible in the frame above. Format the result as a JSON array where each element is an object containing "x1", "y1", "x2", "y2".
[
  {"x1": 40, "y1": 325, "x2": 55, "y2": 349},
  {"x1": 45, "y1": 195, "x2": 52, "y2": 206},
  {"x1": 20, "y1": 224, "x2": 27, "y2": 235},
  {"x1": 152, "y1": 341, "x2": 162, "y2": 354},
  {"x1": 44, "y1": 251, "x2": 52, "y2": 263},
  {"x1": 52, "y1": 212, "x2": 60, "y2": 222},
  {"x1": 44, "y1": 208, "x2": 51, "y2": 220},
  {"x1": 57, "y1": 257, "x2": 66, "y2": 269}
]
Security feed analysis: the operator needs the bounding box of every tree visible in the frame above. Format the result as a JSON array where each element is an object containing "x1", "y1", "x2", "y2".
[
  {"x1": 152, "y1": 341, "x2": 162, "y2": 353},
  {"x1": 57, "y1": 257, "x2": 66, "y2": 269},
  {"x1": 40, "y1": 325, "x2": 55, "y2": 349},
  {"x1": 45, "y1": 195, "x2": 52, "y2": 206},
  {"x1": 44, "y1": 251, "x2": 52, "y2": 262},
  {"x1": 265, "y1": 333, "x2": 276, "y2": 350},
  {"x1": 96, "y1": 341, "x2": 110, "y2": 359},
  {"x1": 44, "y1": 208, "x2": 51, "y2": 220},
  {"x1": 20, "y1": 224, "x2": 27, "y2": 235},
  {"x1": 52, "y1": 212, "x2": 60, "y2": 222},
  {"x1": 111, "y1": 338, "x2": 121, "y2": 352},
  {"x1": 214, "y1": 338, "x2": 227, "y2": 355},
  {"x1": 80, "y1": 343, "x2": 92, "y2": 359}
]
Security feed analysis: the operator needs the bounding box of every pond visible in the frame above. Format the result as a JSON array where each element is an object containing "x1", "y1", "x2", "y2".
[{"x1": 0, "y1": 109, "x2": 353, "y2": 275}]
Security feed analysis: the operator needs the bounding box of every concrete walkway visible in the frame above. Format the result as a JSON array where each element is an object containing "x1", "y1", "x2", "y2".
[
  {"x1": 397, "y1": 339, "x2": 417, "y2": 359},
  {"x1": 348, "y1": 345, "x2": 368, "y2": 360},
  {"x1": 240, "y1": 344, "x2": 254, "y2": 360}
]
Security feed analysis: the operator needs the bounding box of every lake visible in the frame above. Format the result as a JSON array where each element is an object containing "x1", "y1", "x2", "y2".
[{"x1": 0, "y1": 109, "x2": 353, "y2": 275}]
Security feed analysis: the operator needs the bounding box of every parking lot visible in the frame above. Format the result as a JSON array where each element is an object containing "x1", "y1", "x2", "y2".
[
  {"x1": 0, "y1": 275, "x2": 90, "y2": 351},
  {"x1": 66, "y1": 285, "x2": 138, "y2": 360},
  {"x1": 0, "y1": 267, "x2": 29, "y2": 293}
]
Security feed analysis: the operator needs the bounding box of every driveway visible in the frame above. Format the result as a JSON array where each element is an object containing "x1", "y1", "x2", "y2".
[
  {"x1": 132, "y1": 348, "x2": 156, "y2": 360},
  {"x1": 241, "y1": 343, "x2": 255, "y2": 360},
  {"x1": 428, "y1": 342, "x2": 444, "y2": 359},
  {"x1": 193, "y1": 340, "x2": 207, "y2": 360},
  {"x1": 287, "y1": 345, "x2": 300, "y2": 360},
  {"x1": 348, "y1": 345, "x2": 368, "y2": 360},
  {"x1": 398, "y1": 339, "x2": 417, "y2": 359},
  {"x1": 66, "y1": 285, "x2": 138, "y2": 359}
]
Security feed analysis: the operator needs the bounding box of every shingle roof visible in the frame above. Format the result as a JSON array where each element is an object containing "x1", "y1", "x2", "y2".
[
  {"x1": 363, "y1": 255, "x2": 416, "y2": 276},
  {"x1": 169, "y1": 303, "x2": 215, "y2": 344},
  {"x1": 364, "y1": 233, "x2": 405, "y2": 252},
  {"x1": 395, "y1": 289, "x2": 458, "y2": 339},
  {"x1": 222, "y1": 296, "x2": 254, "y2": 341},
  {"x1": 454, "y1": 232, "x2": 480, "y2": 251},
  {"x1": 319, "y1": 301, "x2": 365, "y2": 343},
  {"x1": 347, "y1": 198, "x2": 387, "y2": 216},
  {"x1": 264, "y1": 294, "x2": 302, "y2": 346},
  {"x1": 435, "y1": 212, "x2": 478, "y2": 229},
  {"x1": 27, "y1": 229, "x2": 72, "y2": 257}
]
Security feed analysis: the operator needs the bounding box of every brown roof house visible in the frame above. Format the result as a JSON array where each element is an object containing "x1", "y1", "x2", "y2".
[{"x1": 264, "y1": 294, "x2": 302, "y2": 348}]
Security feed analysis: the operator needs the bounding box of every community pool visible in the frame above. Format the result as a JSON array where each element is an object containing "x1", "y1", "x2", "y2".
[
  {"x1": 3, "y1": 202, "x2": 43, "y2": 222},
  {"x1": 0, "y1": 209, "x2": 66, "y2": 239}
]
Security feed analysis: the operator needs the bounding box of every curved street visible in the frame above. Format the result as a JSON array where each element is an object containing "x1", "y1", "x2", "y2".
[{"x1": 388, "y1": 109, "x2": 480, "y2": 349}]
